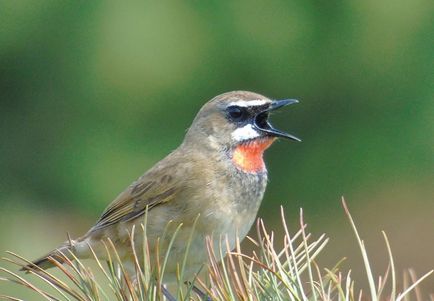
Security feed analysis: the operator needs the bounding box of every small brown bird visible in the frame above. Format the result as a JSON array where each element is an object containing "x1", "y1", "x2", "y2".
[{"x1": 25, "y1": 91, "x2": 300, "y2": 283}]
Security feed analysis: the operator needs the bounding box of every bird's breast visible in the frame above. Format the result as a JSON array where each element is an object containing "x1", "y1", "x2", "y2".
[{"x1": 204, "y1": 166, "x2": 268, "y2": 234}]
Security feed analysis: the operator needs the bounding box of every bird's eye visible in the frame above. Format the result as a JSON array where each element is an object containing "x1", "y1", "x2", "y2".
[{"x1": 227, "y1": 106, "x2": 247, "y2": 122}]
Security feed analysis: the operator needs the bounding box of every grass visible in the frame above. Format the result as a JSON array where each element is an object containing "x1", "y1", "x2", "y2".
[{"x1": 1, "y1": 198, "x2": 432, "y2": 301}]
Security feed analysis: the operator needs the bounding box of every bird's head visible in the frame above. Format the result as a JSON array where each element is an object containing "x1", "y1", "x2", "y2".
[{"x1": 184, "y1": 91, "x2": 300, "y2": 173}]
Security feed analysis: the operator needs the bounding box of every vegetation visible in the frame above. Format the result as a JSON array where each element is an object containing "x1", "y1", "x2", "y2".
[{"x1": 1, "y1": 199, "x2": 432, "y2": 301}]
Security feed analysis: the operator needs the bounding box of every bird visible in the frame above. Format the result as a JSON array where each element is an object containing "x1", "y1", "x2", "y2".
[{"x1": 24, "y1": 91, "x2": 300, "y2": 284}]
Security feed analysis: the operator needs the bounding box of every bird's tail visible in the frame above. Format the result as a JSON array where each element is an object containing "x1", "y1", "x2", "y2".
[{"x1": 21, "y1": 240, "x2": 76, "y2": 272}]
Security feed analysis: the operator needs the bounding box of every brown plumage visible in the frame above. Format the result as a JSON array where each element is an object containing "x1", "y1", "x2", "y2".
[{"x1": 24, "y1": 91, "x2": 300, "y2": 283}]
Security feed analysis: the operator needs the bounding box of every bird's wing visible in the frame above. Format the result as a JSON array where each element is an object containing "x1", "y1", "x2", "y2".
[{"x1": 90, "y1": 172, "x2": 179, "y2": 231}]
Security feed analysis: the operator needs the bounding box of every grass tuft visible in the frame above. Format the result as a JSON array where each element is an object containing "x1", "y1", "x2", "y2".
[{"x1": 1, "y1": 200, "x2": 432, "y2": 300}]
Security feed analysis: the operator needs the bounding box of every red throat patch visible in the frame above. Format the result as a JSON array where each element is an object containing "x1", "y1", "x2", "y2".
[{"x1": 232, "y1": 138, "x2": 276, "y2": 173}]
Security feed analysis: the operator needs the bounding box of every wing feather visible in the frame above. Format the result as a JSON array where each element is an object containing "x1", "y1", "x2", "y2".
[{"x1": 91, "y1": 173, "x2": 179, "y2": 231}]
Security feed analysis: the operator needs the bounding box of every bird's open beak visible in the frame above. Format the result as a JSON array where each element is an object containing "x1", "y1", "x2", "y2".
[{"x1": 253, "y1": 99, "x2": 301, "y2": 142}]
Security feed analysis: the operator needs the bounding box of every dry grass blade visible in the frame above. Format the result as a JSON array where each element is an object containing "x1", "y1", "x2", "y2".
[
  {"x1": 408, "y1": 269, "x2": 422, "y2": 301},
  {"x1": 0, "y1": 295, "x2": 25, "y2": 301},
  {"x1": 0, "y1": 267, "x2": 64, "y2": 301},
  {"x1": 2, "y1": 253, "x2": 84, "y2": 301},
  {"x1": 382, "y1": 231, "x2": 396, "y2": 301},
  {"x1": 299, "y1": 208, "x2": 317, "y2": 301},
  {"x1": 341, "y1": 197, "x2": 377, "y2": 301},
  {"x1": 396, "y1": 270, "x2": 433, "y2": 301}
]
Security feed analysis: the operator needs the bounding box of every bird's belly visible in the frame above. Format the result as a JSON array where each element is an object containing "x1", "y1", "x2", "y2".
[
  {"x1": 192, "y1": 170, "x2": 267, "y2": 265},
  {"x1": 153, "y1": 204, "x2": 259, "y2": 282}
]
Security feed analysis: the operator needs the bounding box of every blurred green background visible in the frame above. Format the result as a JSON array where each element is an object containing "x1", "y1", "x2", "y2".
[{"x1": 1, "y1": 0, "x2": 433, "y2": 297}]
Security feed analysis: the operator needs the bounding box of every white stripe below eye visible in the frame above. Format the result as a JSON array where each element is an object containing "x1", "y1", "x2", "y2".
[
  {"x1": 228, "y1": 99, "x2": 269, "y2": 107},
  {"x1": 231, "y1": 124, "x2": 260, "y2": 141}
]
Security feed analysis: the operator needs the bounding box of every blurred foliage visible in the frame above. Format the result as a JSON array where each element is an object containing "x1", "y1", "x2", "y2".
[{"x1": 0, "y1": 0, "x2": 433, "y2": 297}]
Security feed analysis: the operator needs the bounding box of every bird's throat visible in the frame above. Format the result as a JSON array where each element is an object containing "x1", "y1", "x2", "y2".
[{"x1": 232, "y1": 138, "x2": 276, "y2": 173}]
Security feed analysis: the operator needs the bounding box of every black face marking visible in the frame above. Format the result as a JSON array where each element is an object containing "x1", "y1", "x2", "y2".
[
  {"x1": 223, "y1": 100, "x2": 300, "y2": 141},
  {"x1": 225, "y1": 103, "x2": 271, "y2": 124},
  {"x1": 226, "y1": 106, "x2": 249, "y2": 123}
]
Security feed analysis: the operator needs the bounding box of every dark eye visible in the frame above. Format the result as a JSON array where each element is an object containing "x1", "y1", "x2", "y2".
[{"x1": 227, "y1": 106, "x2": 248, "y2": 122}]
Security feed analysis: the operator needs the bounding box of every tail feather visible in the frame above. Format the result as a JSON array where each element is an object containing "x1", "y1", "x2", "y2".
[{"x1": 21, "y1": 241, "x2": 75, "y2": 272}]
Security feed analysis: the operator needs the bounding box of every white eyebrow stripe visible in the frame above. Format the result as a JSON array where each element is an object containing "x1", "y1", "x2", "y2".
[
  {"x1": 228, "y1": 99, "x2": 269, "y2": 107},
  {"x1": 231, "y1": 124, "x2": 260, "y2": 141}
]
